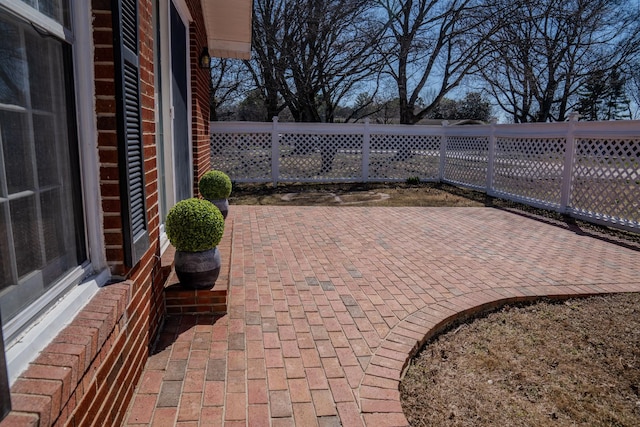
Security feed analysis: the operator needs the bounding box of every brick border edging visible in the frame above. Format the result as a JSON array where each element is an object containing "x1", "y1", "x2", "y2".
[
  {"x1": 358, "y1": 284, "x2": 640, "y2": 427},
  {"x1": 2, "y1": 282, "x2": 135, "y2": 426}
]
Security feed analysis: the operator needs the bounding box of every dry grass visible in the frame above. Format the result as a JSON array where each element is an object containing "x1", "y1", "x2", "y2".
[
  {"x1": 230, "y1": 181, "x2": 640, "y2": 426},
  {"x1": 401, "y1": 294, "x2": 640, "y2": 427}
]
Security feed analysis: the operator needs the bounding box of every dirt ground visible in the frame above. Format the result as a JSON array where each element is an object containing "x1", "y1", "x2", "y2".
[
  {"x1": 229, "y1": 181, "x2": 640, "y2": 426},
  {"x1": 230, "y1": 181, "x2": 487, "y2": 207}
]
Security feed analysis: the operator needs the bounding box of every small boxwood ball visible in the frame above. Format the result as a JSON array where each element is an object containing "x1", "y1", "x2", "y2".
[
  {"x1": 199, "y1": 170, "x2": 232, "y2": 200},
  {"x1": 165, "y1": 198, "x2": 225, "y2": 252}
]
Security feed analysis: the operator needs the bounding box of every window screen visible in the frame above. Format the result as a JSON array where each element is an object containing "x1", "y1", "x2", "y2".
[{"x1": 0, "y1": 8, "x2": 85, "y2": 326}]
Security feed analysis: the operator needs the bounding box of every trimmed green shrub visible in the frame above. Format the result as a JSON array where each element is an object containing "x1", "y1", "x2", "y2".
[
  {"x1": 199, "y1": 170, "x2": 232, "y2": 200},
  {"x1": 406, "y1": 176, "x2": 421, "y2": 185},
  {"x1": 165, "y1": 198, "x2": 225, "y2": 252}
]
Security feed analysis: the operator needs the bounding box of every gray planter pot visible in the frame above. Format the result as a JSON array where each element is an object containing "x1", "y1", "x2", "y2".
[
  {"x1": 174, "y1": 247, "x2": 221, "y2": 290},
  {"x1": 208, "y1": 198, "x2": 229, "y2": 219}
]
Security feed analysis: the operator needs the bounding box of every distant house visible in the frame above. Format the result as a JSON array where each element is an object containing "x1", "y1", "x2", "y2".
[{"x1": 0, "y1": 1, "x2": 251, "y2": 424}]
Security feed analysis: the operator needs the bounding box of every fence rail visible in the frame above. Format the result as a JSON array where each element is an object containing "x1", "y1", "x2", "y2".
[{"x1": 211, "y1": 118, "x2": 640, "y2": 232}]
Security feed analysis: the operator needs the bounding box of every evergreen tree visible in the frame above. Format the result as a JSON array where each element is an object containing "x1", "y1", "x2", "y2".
[
  {"x1": 429, "y1": 92, "x2": 492, "y2": 121},
  {"x1": 577, "y1": 68, "x2": 631, "y2": 121},
  {"x1": 603, "y1": 68, "x2": 631, "y2": 120},
  {"x1": 577, "y1": 69, "x2": 607, "y2": 121}
]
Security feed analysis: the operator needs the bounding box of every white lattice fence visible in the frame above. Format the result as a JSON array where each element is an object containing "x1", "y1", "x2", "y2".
[
  {"x1": 279, "y1": 133, "x2": 364, "y2": 181},
  {"x1": 493, "y1": 137, "x2": 565, "y2": 208},
  {"x1": 570, "y1": 138, "x2": 640, "y2": 228},
  {"x1": 368, "y1": 134, "x2": 440, "y2": 181},
  {"x1": 443, "y1": 136, "x2": 489, "y2": 189},
  {"x1": 211, "y1": 132, "x2": 272, "y2": 181},
  {"x1": 210, "y1": 119, "x2": 640, "y2": 232}
]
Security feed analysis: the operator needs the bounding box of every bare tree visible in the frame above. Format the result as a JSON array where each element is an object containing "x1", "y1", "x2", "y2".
[
  {"x1": 248, "y1": 0, "x2": 384, "y2": 123},
  {"x1": 335, "y1": 91, "x2": 393, "y2": 123},
  {"x1": 285, "y1": 0, "x2": 384, "y2": 122},
  {"x1": 244, "y1": 0, "x2": 289, "y2": 121},
  {"x1": 209, "y1": 58, "x2": 252, "y2": 121},
  {"x1": 480, "y1": 0, "x2": 640, "y2": 123},
  {"x1": 375, "y1": 0, "x2": 494, "y2": 124}
]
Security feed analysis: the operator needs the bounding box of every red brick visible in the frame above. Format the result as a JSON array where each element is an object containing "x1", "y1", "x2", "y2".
[
  {"x1": 224, "y1": 393, "x2": 246, "y2": 421},
  {"x1": 125, "y1": 394, "x2": 157, "y2": 424},
  {"x1": 10, "y1": 394, "x2": 51, "y2": 427},
  {"x1": 182, "y1": 370, "x2": 205, "y2": 393},
  {"x1": 177, "y1": 393, "x2": 202, "y2": 422},
  {"x1": 336, "y1": 402, "x2": 364, "y2": 427},
  {"x1": 247, "y1": 379, "x2": 268, "y2": 405},
  {"x1": 0, "y1": 412, "x2": 39, "y2": 426},
  {"x1": 288, "y1": 378, "x2": 311, "y2": 403},
  {"x1": 292, "y1": 402, "x2": 317, "y2": 426},
  {"x1": 247, "y1": 404, "x2": 270, "y2": 427},
  {"x1": 151, "y1": 407, "x2": 177, "y2": 427},
  {"x1": 267, "y1": 368, "x2": 287, "y2": 391},
  {"x1": 362, "y1": 412, "x2": 410, "y2": 426},
  {"x1": 203, "y1": 381, "x2": 225, "y2": 407},
  {"x1": 359, "y1": 385, "x2": 400, "y2": 401},
  {"x1": 264, "y1": 349, "x2": 284, "y2": 368},
  {"x1": 200, "y1": 406, "x2": 223, "y2": 425},
  {"x1": 360, "y1": 398, "x2": 404, "y2": 414},
  {"x1": 364, "y1": 364, "x2": 401, "y2": 381},
  {"x1": 328, "y1": 378, "x2": 353, "y2": 403},
  {"x1": 305, "y1": 368, "x2": 329, "y2": 390},
  {"x1": 269, "y1": 390, "x2": 292, "y2": 418},
  {"x1": 311, "y1": 389, "x2": 337, "y2": 417},
  {"x1": 21, "y1": 365, "x2": 73, "y2": 403}
]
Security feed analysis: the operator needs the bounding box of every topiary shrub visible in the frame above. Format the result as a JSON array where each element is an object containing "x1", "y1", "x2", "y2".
[
  {"x1": 165, "y1": 198, "x2": 225, "y2": 252},
  {"x1": 199, "y1": 170, "x2": 232, "y2": 200}
]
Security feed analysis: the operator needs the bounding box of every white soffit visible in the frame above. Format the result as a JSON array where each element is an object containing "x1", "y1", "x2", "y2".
[{"x1": 201, "y1": 0, "x2": 253, "y2": 60}]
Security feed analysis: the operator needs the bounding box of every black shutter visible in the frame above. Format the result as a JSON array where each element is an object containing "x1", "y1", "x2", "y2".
[{"x1": 112, "y1": 0, "x2": 149, "y2": 267}]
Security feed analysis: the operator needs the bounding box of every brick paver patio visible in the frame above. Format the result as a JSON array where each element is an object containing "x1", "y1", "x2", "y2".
[{"x1": 123, "y1": 206, "x2": 640, "y2": 426}]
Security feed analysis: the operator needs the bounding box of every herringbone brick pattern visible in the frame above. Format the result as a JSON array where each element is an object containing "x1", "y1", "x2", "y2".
[{"x1": 124, "y1": 206, "x2": 640, "y2": 426}]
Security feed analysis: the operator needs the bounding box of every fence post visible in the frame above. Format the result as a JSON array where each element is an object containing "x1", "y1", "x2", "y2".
[
  {"x1": 438, "y1": 121, "x2": 449, "y2": 182},
  {"x1": 486, "y1": 117, "x2": 498, "y2": 196},
  {"x1": 560, "y1": 112, "x2": 579, "y2": 213},
  {"x1": 271, "y1": 116, "x2": 279, "y2": 186},
  {"x1": 362, "y1": 118, "x2": 370, "y2": 182}
]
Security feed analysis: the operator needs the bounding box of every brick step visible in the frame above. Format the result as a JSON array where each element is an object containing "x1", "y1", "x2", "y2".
[{"x1": 164, "y1": 272, "x2": 228, "y2": 315}]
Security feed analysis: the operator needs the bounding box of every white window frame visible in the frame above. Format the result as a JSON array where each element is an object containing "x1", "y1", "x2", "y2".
[
  {"x1": 0, "y1": 0, "x2": 72, "y2": 42},
  {"x1": 1, "y1": 0, "x2": 108, "y2": 384}
]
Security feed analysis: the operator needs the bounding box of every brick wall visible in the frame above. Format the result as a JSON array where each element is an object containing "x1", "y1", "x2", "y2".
[
  {"x1": 94, "y1": 0, "x2": 160, "y2": 280},
  {"x1": 188, "y1": 0, "x2": 213, "y2": 195},
  {"x1": 1, "y1": 0, "x2": 212, "y2": 425},
  {"x1": 4, "y1": 283, "x2": 139, "y2": 426}
]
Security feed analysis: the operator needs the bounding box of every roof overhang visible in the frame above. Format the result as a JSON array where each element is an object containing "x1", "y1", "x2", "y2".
[{"x1": 201, "y1": 0, "x2": 253, "y2": 60}]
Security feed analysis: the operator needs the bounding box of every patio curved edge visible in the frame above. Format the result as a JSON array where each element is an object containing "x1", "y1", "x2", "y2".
[{"x1": 358, "y1": 284, "x2": 640, "y2": 427}]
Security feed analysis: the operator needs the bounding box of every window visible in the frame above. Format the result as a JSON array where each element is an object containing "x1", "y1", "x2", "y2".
[
  {"x1": 0, "y1": 3, "x2": 85, "y2": 337},
  {"x1": 16, "y1": 0, "x2": 71, "y2": 28}
]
